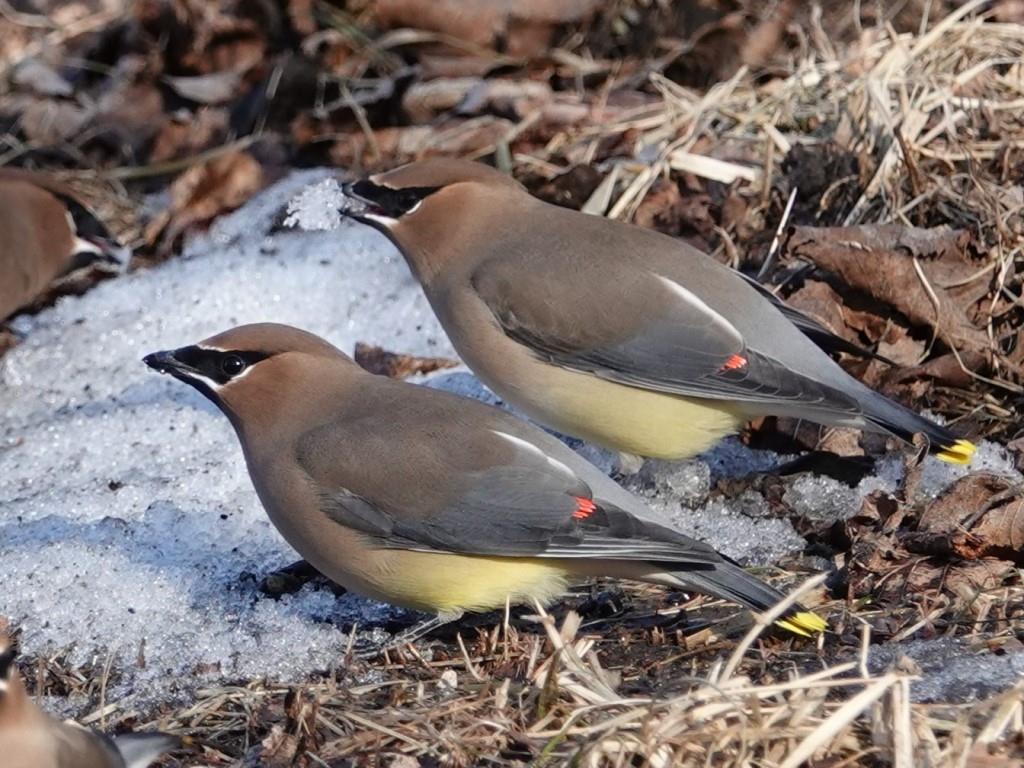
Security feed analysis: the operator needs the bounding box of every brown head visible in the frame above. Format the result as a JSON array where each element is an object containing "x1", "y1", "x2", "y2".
[
  {"x1": 0, "y1": 171, "x2": 125, "y2": 320},
  {"x1": 0, "y1": 633, "x2": 42, "y2": 737},
  {"x1": 143, "y1": 323, "x2": 364, "y2": 442},
  {"x1": 341, "y1": 158, "x2": 529, "y2": 284}
]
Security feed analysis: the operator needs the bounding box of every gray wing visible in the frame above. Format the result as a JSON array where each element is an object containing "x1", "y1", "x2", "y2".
[
  {"x1": 300, "y1": 404, "x2": 722, "y2": 565},
  {"x1": 474, "y1": 256, "x2": 863, "y2": 412},
  {"x1": 475, "y1": 258, "x2": 747, "y2": 387}
]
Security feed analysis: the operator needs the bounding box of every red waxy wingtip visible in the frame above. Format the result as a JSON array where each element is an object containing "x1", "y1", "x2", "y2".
[
  {"x1": 572, "y1": 496, "x2": 597, "y2": 520},
  {"x1": 720, "y1": 353, "x2": 747, "y2": 371}
]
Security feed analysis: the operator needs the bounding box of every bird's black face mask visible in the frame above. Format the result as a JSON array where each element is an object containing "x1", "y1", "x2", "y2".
[
  {"x1": 143, "y1": 346, "x2": 271, "y2": 403},
  {"x1": 341, "y1": 180, "x2": 441, "y2": 221}
]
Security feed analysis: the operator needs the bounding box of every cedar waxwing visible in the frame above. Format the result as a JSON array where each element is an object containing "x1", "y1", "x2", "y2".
[
  {"x1": 144, "y1": 323, "x2": 826, "y2": 637},
  {"x1": 0, "y1": 168, "x2": 124, "y2": 321},
  {"x1": 338, "y1": 159, "x2": 975, "y2": 466},
  {"x1": 0, "y1": 636, "x2": 183, "y2": 768}
]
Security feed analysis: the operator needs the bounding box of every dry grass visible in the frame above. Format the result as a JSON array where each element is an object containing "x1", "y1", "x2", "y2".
[
  {"x1": 77, "y1": 577, "x2": 1016, "y2": 767},
  {"x1": 15, "y1": 574, "x2": 1021, "y2": 766}
]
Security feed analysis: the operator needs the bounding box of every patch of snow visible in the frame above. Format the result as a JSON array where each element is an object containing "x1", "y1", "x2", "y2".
[
  {"x1": 283, "y1": 177, "x2": 346, "y2": 231},
  {"x1": 640, "y1": 459, "x2": 712, "y2": 507},
  {"x1": 869, "y1": 638, "x2": 1024, "y2": 703},
  {"x1": 700, "y1": 437, "x2": 787, "y2": 480},
  {"x1": 784, "y1": 474, "x2": 862, "y2": 526},
  {"x1": 667, "y1": 495, "x2": 806, "y2": 563},
  {"x1": 911, "y1": 440, "x2": 1020, "y2": 501}
]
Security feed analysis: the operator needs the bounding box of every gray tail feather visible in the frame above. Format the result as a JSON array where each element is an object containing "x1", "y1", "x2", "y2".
[
  {"x1": 112, "y1": 732, "x2": 183, "y2": 768},
  {"x1": 668, "y1": 561, "x2": 792, "y2": 614},
  {"x1": 857, "y1": 389, "x2": 963, "y2": 454}
]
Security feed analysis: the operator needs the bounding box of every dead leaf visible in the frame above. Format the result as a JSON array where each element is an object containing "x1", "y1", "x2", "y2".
[
  {"x1": 402, "y1": 77, "x2": 481, "y2": 123},
  {"x1": 785, "y1": 280, "x2": 860, "y2": 348},
  {"x1": 788, "y1": 224, "x2": 990, "y2": 353},
  {"x1": 402, "y1": 77, "x2": 551, "y2": 123},
  {"x1": 94, "y1": 80, "x2": 167, "y2": 150},
  {"x1": 974, "y1": 497, "x2": 1024, "y2": 556},
  {"x1": 843, "y1": 483, "x2": 1020, "y2": 626},
  {"x1": 884, "y1": 349, "x2": 986, "y2": 390},
  {"x1": 875, "y1": 329, "x2": 924, "y2": 367},
  {"x1": 18, "y1": 98, "x2": 92, "y2": 144},
  {"x1": 420, "y1": 53, "x2": 506, "y2": 79},
  {"x1": 372, "y1": 0, "x2": 601, "y2": 57},
  {"x1": 633, "y1": 178, "x2": 685, "y2": 236},
  {"x1": 635, "y1": 177, "x2": 717, "y2": 250},
  {"x1": 327, "y1": 117, "x2": 515, "y2": 171},
  {"x1": 918, "y1": 474, "x2": 1015, "y2": 536},
  {"x1": 457, "y1": 78, "x2": 552, "y2": 118},
  {"x1": 149, "y1": 108, "x2": 229, "y2": 164},
  {"x1": 993, "y1": 0, "x2": 1024, "y2": 23},
  {"x1": 246, "y1": 725, "x2": 298, "y2": 768},
  {"x1": 532, "y1": 164, "x2": 603, "y2": 210},
  {"x1": 944, "y1": 558, "x2": 1018, "y2": 602},
  {"x1": 740, "y1": 0, "x2": 800, "y2": 68},
  {"x1": 287, "y1": 0, "x2": 317, "y2": 36},
  {"x1": 144, "y1": 151, "x2": 264, "y2": 255},
  {"x1": 11, "y1": 58, "x2": 73, "y2": 97},
  {"x1": 720, "y1": 189, "x2": 753, "y2": 241},
  {"x1": 164, "y1": 71, "x2": 241, "y2": 104},
  {"x1": 354, "y1": 342, "x2": 459, "y2": 379},
  {"x1": 908, "y1": 474, "x2": 1024, "y2": 564}
]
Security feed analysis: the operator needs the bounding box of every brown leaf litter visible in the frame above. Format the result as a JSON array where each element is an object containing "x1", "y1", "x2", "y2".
[
  {"x1": 841, "y1": 470, "x2": 1023, "y2": 637},
  {"x1": 354, "y1": 342, "x2": 460, "y2": 379},
  {"x1": 787, "y1": 224, "x2": 990, "y2": 355},
  {"x1": 143, "y1": 150, "x2": 264, "y2": 256}
]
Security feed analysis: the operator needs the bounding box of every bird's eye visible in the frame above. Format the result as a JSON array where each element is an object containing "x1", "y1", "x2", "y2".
[{"x1": 221, "y1": 355, "x2": 246, "y2": 377}]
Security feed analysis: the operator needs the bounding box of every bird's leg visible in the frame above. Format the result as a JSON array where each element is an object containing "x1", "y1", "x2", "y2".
[{"x1": 354, "y1": 611, "x2": 463, "y2": 660}]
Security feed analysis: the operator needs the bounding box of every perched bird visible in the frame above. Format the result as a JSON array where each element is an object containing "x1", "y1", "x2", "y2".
[
  {"x1": 144, "y1": 323, "x2": 826, "y2": 638},
  {"x1": 0, "y1": 636, "x2": 183, "y2": 768},
  {"x1": 338, "y1": 159, "x2": 975, "y2": 465},
  {"x1": 0, "y1": 168, "x2": 124, "y2": 321}
]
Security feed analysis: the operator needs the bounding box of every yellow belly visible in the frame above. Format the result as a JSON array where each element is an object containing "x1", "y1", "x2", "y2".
[
  {"x1": 354, "y1": 549, "x2": 571, "y2": 616},
  {"x1": 511, "y1": 366, "x2": 744, "y2": 459}
]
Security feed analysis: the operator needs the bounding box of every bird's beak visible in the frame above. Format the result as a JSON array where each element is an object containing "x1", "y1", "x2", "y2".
[
  {"x1": 143, "y1": 348, "x2": 200, "y2": 383},
  {"x1": 339, "y1": 180, "x2": 380, "y2": 218},
  {"x1": 143, "y1": 346, "x2": 222, "y2": 403}
]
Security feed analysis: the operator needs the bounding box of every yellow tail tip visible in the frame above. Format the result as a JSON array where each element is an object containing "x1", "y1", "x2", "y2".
[
  {"x1": 937, "y1": 439, "x2": 975, "y2": 465},
  {"x1": 775, "y1": 611, "x2": 828, "y2": 637}
]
